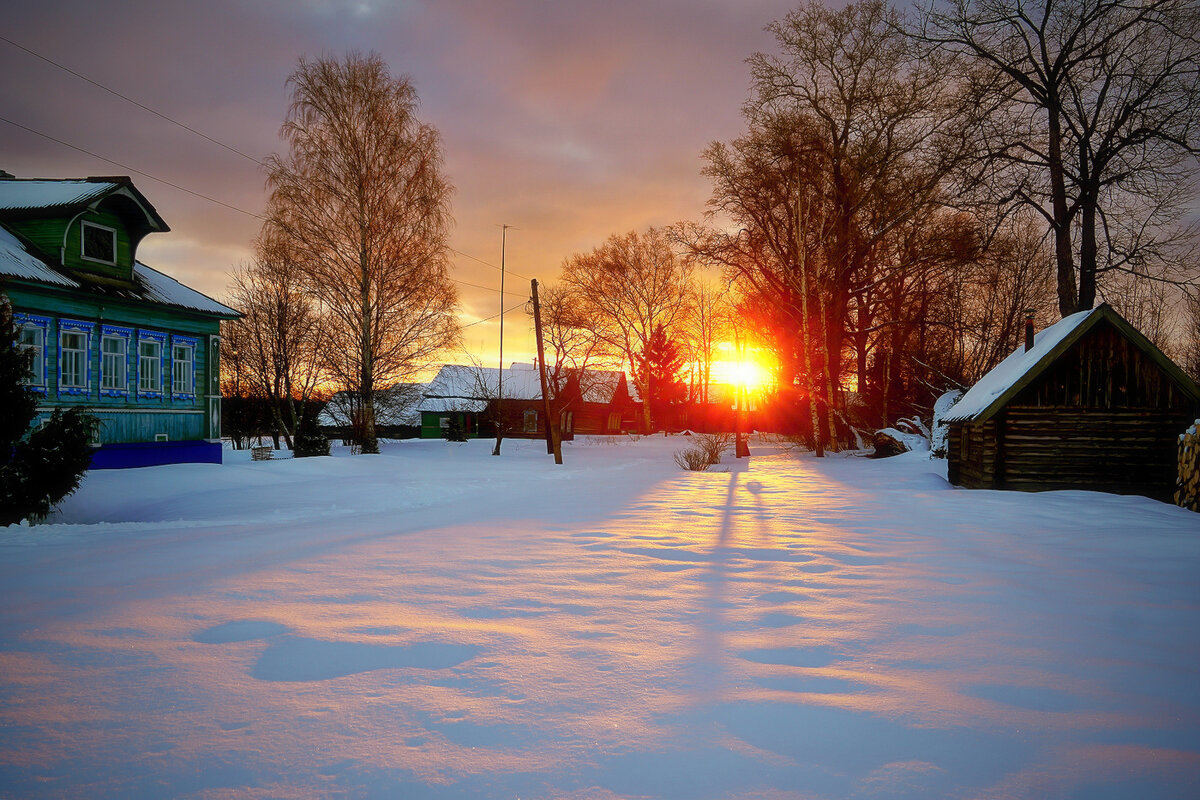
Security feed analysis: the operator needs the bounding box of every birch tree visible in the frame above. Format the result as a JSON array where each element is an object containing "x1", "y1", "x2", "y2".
[
  {"x1": 265, "y1": 52, "x2": 458, "y2": 454},
  {"x1": 560, "y1": 228, "x2": 694, "y2": 431}
]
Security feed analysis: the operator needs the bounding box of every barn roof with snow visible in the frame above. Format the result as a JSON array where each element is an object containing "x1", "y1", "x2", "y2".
[
  {"x1": 946, "y1": 303, "x2": 1200, "y2": 499},
  {"x1": 944, "y1": 304, "x2": 1200, "y2": 424}
]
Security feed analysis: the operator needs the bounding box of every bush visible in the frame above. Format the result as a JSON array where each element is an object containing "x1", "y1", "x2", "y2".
[
  {"x1": 1, "y1": 299, "x2": 98, "y2": 524},
  {"x1": 673, "y1": 447, "x2": 713, "y2": 471},
  {"x1": 694, "y1": 432, "x2": 733, "y2": 464},
  {"x1": 293, "y1": 410, "x2": 330, "y2": 457}
]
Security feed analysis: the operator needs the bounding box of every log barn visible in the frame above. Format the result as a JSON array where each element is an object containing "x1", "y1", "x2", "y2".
[{"x1": 945, "y1": 304, "x2": 1200, "y2": 499}]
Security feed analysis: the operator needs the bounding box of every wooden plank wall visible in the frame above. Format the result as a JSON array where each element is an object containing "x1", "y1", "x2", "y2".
[{"x1": 1002, "y1": 406, "x2": 1190, "y2": 497}]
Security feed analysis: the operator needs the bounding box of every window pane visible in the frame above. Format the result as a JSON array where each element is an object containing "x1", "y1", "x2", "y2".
[
  {"x1": 139, "y1": 340, "x2": 161, "y2": 391},
  {"x1": 61, "y1": 332, "x2": 87, "y2": 387},
  {"x1": 19, "y1": 326, "x2": 43, "y2": 384},
  {"x1": 83, "y1": 223, "x2": 115, "y2": 262},
  {"x1": 101, "y1": 336, "x2": 126, "y2": 389}
]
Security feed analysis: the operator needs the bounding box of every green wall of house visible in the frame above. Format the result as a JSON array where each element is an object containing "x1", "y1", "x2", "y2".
[
  {"x1": 6, "y1": 206, "x2": 138, "y2": 282},
  {"x1": 7, "y1": 282, "x2": 222, "y2": 446}
]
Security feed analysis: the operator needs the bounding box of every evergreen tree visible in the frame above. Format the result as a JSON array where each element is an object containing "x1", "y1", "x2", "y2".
[
  {"x1": 442, "y1": 414, "x2": 467, "y2": 443},
  {"x1": 641, "y1": 324, "x2": 687, "y2": 427},
  {"x1": 292, "y1": 405, "x2": 330, "y2": 457},
  {"x1": 0, "y1": 299, "x2": 96, "y2": 525}
]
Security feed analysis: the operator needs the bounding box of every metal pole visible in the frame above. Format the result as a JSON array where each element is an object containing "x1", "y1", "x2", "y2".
[{"x1": 492, "y1": 225, "x2": 509, "y2": 456}]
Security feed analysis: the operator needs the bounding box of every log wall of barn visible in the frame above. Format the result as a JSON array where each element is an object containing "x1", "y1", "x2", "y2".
[
  {"x1": 1000, "y1": 407, "x2": 1190, "y2": 497},
  {"x1": 948, "y1": 421, "x2": 1001, "y2": 489}
]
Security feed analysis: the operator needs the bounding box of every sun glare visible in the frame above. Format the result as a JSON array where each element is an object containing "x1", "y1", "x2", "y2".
[{"x1": 711, "y1": 347, "x2": 775, "y2": 391}]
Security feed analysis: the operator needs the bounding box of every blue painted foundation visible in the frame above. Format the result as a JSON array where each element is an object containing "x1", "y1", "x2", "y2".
[{"x1": 89, "y1": 440, "x2": 222, "y2": 469}]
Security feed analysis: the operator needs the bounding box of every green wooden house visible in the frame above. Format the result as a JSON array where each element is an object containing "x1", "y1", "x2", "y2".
[{"x1": 0, "y1": 174, "x2": 239, "y2": 468}]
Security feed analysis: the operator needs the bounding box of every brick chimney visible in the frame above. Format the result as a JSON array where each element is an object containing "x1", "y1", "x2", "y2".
[{"x1": 1024, "y1": 309, "x2": 1036, "y2": 352}]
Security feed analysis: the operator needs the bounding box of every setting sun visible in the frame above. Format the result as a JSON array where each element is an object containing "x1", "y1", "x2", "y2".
[{"x1": 711, "y1": 345, "x2": 776, "y2": 391}]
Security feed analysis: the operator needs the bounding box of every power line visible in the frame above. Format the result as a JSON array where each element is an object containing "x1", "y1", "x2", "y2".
[
  {"x1": 0, "y1": 34, "x2": 264, "y2": 167},
  {"x1": 462, "y1": 301, "x2": 528, "y2": 329},
  {"x1": 0, "y1": 36, "x2": 541, "y2": 287},
  {"x1": 3, "y1": 115, "x2": 533, "y2": 303},
  {"x1": 0, "y1": 115, "x2": 267, "y2": 220},
  {"x1": 447, "y1": 245, "x2": 532, "y2": 282}
]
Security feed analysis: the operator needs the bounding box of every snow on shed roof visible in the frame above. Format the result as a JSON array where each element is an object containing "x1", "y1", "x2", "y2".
[
  {"x1": 0, "y1": 226, "x2": 78, "y2": 287},
  {"x1": 943, "y1": 304, "x2": 1200, "y2": 424},
  {"x1": 942, "y1": 309, "x2": 1098, "y2": 423},
  {"x1": 133, "y1": 262, "x2": 238, "y2": 317},
  {"x1": 0, "y1": 179, "x2": 117, "y2": 211}
]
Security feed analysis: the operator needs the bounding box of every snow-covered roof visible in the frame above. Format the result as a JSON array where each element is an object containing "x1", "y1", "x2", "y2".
[
  {"x1": 0, "y1": 226, "x2": 78, "y2": 287},
  {"x1": 133, "y1": 262, "x2": 238, "y2": 317},
  {"x1": 424, "y1": 363, "x2": 545, "y2": 401},
  {"x1": 943, "y1": 309, "x2": 1098, "y2": 423},
  {"x1": 416, "y1": 397, "x2": 489, "y2": 413},
  {"x1": 0, "y1": 179, "x2": 117, "y2": 211},
  {"x1": 578, "y1": 369, "x2": 635, "y2": 404},
  {"x1": 0, "y1": 222, "x2": 237, "y2": 318},
  {"x1": 943, "y1": 304, "x2": 1200, "y2": 424}
]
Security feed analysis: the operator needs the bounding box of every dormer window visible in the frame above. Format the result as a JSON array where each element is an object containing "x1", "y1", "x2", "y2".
[{"x1": 81, "y1": 220, "x2": 117, "y2": 264}]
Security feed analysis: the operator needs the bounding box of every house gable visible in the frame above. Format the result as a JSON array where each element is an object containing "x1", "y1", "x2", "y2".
[
  {"x1": 946, "y1": 304, "x2": 1200, "y2": 424},
  {"x1": 0, "y1": 178, "x2": 169, "y2": 286}
]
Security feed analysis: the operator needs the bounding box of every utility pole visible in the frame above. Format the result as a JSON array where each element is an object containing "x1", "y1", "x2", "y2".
[
  {"x1": 492, "y1": 224, "x2": 510, "y2": 457},
  {"x1": 531, "y1": 279, "x2": 563, "y2": 464}
]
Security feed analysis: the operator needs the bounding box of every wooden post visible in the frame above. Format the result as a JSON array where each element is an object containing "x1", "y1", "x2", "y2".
[{"x1": 531, "y1": 279, "x2": 563, "y2": 464}]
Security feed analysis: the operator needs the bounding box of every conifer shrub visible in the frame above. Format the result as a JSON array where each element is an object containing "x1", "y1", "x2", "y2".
[
  {"x1": 292, "y1": 410, "x2": 330, "y2": 457},
  {"x1": 1, "y1": 300, "x2": 96, "y2": 525},
  {"x1": 443, "y1": 414, "x2": 467, "y2": 442}
]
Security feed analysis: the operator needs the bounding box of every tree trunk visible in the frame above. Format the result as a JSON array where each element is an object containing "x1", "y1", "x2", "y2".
[
  {"x1": 1047, "y1": 105, "x2": 1079, "y2": 317},
  {"x1": 359, "y1": 234, "x2": 378, "y2": 454},
  {"x1": 1078, "y1": 191, "x2": 1099, "y2": 311}
]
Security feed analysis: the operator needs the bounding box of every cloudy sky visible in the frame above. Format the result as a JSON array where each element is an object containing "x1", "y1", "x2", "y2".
[{"x1": 1, "y1": 0, "x2": 798, "y2": 363}]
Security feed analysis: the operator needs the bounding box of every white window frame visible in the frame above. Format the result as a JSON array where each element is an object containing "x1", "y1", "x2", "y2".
[
  {"x1": 60, "y1": 329, "x2": 89, "y2": 390},
  {"x1": 523, "y1": 408, "x2": 538, "y2": 433},
  {"x1": 80, "y1": 220, "x2": 117, "y2": 265},
  {"x1": 100, "y1": 327, "x2": 130, "y2": 394},
  {"x1": 172, "y1": 340, "x2": 195, "y2": 396},
  {"x1": 138, "y1": 336, "x2": 163, "y2": 394},
  {"x1": 15, "y1": 318, "x2": 47, "y2": 388}
]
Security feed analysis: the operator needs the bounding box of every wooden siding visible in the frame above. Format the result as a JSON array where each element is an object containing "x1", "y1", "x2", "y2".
[
  {"x1": 1011, "y1": 320, "x2": 1192, "y2": 412},
  {"x1": 1000, "y1": 406, "x2": 1189, "y2": 497},
  {"x1": 947, "y1": 421, "x2": 1000, "y2": 489},
  {"x1": 7, "y1": 208, "x2": 135, "y2": 281},
  {"x1": 10, "y1": 282, "x2": 222, "y2": 445}
]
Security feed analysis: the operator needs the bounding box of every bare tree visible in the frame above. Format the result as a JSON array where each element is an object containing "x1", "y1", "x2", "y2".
[
  {"x1": 224, "y1": 236, "x2": 326, "y2": 450},
  {"x1": 264, "y1": 52, "x2": 459, "y2": 454},
  {"x1": 536, "y1": 282, "x2": 609, "y2": 403},
  {"x1": 560, "y1": 227, "x2": 695, "y2": 431},
  {"x1": 917, "y1": 0, "x2": 1200, "y2": 316},
  {"x1": 683, "y1": 278, "x2": 734, "y2": 405}
]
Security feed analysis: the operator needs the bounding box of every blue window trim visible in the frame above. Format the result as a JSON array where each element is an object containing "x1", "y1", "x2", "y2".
[
  {"x1": 58, "y1": 318, "x2": 95, "y2": 397},
  {"x1": 13, "y1": 312, "x2": 51, "y2": 392},
  {"x1": 137, "y1": 329, "x2": 167, "y2": 399},
  {"x1": 171, "y1": 334, "x2": 198, "y2": 401},
  {"x1": 100, "y1": 324, "x2": 133, "y2": 398}
]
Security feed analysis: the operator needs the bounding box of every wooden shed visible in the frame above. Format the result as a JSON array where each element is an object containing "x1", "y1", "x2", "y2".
[{"x1": 945, "y1": 304, "x2": 1200, "y2": 499}]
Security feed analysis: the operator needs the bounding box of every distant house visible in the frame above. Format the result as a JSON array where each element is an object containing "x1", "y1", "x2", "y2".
[
  {"x1": 318, "y1": 382, "x2": 424, "y2": 441},
  {"x1": 945, "y1": 304, "x2": 1200, "y2": 499},
  {"x1": 0, "y1": 174, "x2": 239, "y2": 468},
  {"x1": 417, "y1": 363, "x2": 640, "y2": 439}
]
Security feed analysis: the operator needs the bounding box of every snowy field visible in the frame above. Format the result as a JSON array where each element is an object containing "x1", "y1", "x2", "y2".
[{"x1": 1, "y1": 435, "x2": 1198, "y2": 799}]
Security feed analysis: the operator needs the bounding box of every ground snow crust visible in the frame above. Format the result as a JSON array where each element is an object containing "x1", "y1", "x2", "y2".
[{"x1": 1, "y1": 436, "x2": 1198, "y2": 799}]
